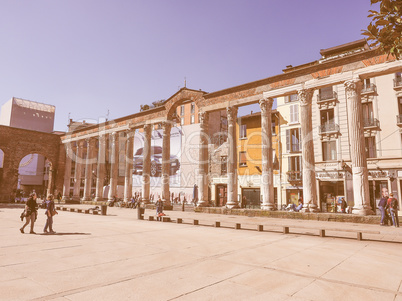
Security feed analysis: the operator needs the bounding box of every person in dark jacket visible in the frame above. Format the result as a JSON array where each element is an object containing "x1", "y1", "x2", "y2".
[
  {"x1": 44, "y1": 194, "x2": 57, "y2": 233},
  {"x1": 378, "y1": 196, "x2": 388, "y2": 225},
  {"x1": 20, "y1": 193, "x2": 38, "y2": 234}
]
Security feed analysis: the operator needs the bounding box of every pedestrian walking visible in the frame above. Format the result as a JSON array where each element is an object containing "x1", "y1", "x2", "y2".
[
  {"x1": 20, "y1": 193, "x2": 38, "y2": 234},
  {"x1": 44, "y1": 194, "x2": 57, "y2": 233},
  {"x1": 155, "y1": 197, "x2": 163, "y2": 215},
  {"x1": 387, "y1": 193, "x2": 400, "y2": 227}
]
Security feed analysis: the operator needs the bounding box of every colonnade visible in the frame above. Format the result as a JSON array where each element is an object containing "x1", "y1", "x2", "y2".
[{"x1": 61, "y1": 80, "x2": 373, "y2": 214}]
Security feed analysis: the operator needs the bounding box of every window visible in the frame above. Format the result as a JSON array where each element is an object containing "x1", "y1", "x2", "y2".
[
  {"x1": 190, "y1": 103, "x2": 195, "y2": 114},
  {"x1": 221, "y1": 156, "x2": 227, "y2": 175},
  {"x1": 239, "y1": 151, "x2": 247, "y2": 167},
  {"x1": 365, "y1": 137, "x2": 376, "y2": 158},
  {"x1": 285, "y1": 94, "x2": 298, "y2": 103},
  {"x1": 286, "y1": 128, "x2": 301, "y2": 153},
  {"x1": 289, "y1": 104, "x2": 299, "y2": 123},
  {"x1": 362, "y1": 102, "x2": 374, "y2": 126},
  {"x1": 180, "y1": 117, "x2": 184, "y2": 126},
  {"x1": 322, "y1": 141, "x2": 337, "y2": 161},
  {"x1": 180, "y1": 105, "x2": 185, "y2": 116},
  {"x1": 190, "y1": 114, "x2": 195, "y2": 124},
  {"x1": 288, "y1": 156, "x2": 301, "y2": 172},
  {"x1": 239, "y1": 124, "x2": 247, "y2": 139},
  {"x1": 320, "y1": 109, "x2": 334, "y2": 125}
]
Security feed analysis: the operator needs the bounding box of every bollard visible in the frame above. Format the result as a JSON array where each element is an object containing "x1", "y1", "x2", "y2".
[
  {"x1": 177, "y1": 218, "x2": 182, "y2": 224},
  {"x1": 182, "y1": 202, "x2": 185, "y2": 212},
  {"x1": 357, "y1": 232, "x2": 363, "y2": 241},
  {"x1": 319, "y1": 229, "x2": 326, "y2": 237},
  {"x1": 70, "y1": 208, "x2": 75, "y2": 212},
  {"x1": 257, "y1": 225, "x2": 263, "y2": 232},
  {"x1": 62, "y1": 208, "x2": 67, "y2": 211},
  {"x1": 283, "y1": 226, "x2": 289, "y2": 234},
  {"x1": 162, "y1": 216, "x2": 171, "y2": 222},
  {"x1": 93, "y1": 211, "x2": 98, "y2": 215},
  {"x1": 148, "y1": 216, "x2": 154, "y2": 221},
  {"x1": 101, "y1": 205, "x2": 107, "y2": 216},
  {"x1": 77, "y1": 209, "x2": 82, "y2": 213},
  {"x1": 215, "y1": 221, "x2": 220, "y2": 228},
  {"x1": 84, "y1": 210, "x2": 89, "y2": 214},
  {"x1": 235, "y1": 223, "x2": 241, "y2": 230},
  {"x1": 193, "y1": 220, "x2": 199, "y2": 225},
  {"x1": 137, "y1": 206, "x2": 144, "y2": 220}
]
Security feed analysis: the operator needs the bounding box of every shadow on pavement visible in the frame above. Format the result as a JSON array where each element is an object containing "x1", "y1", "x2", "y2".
[{"x1": 40, "y1": 232, "x2": 91, "y2": 236}]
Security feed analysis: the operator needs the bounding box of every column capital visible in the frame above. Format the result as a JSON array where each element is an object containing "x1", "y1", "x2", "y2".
[
  {"x1": 161, "y1": 121, "x2": 172, "y2": 132},
  {"x1": 226, "y1": 106, "x2": 238, "y2": 123},
  {"x1": 125, "y1": 130, "x2": 134, "y2": 139},
  {"x1": 344, "y1": 79, "x2": 362, "y2": 98},
  {"x1": 297, "y1": 88, "x2": 315, "y2": 106},
  {"x1": 259, "y1": 97, "x2": 274, "y2": 114}
]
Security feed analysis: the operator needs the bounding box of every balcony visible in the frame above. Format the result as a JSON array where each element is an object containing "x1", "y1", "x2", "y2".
[
  {"x1": 319, "y1": 122, "x2": 340, "y2": 134},
  {"x1": 363, "y1": 117, "x2": 380, "y2": 129},
  {"x1": 397, "y1": 114, "x2": 402, "y2": 126},
  {"x1": 287, "y1": 171, "x2": 302, "y2": 182},
  {"x1": 361, "y1": 83, "x2": 376, "y2": 95},
  {"x1": 393, "y1": 78, "x2": 402, "y2": 90},
  {"x1": 317, "y1": 91, "x2": 337, "y2": 109}
]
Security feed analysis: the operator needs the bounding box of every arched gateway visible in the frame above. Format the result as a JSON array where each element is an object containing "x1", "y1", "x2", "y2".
[{"x1": 0, "y1": 125, "x2": 63, "y2": 202}]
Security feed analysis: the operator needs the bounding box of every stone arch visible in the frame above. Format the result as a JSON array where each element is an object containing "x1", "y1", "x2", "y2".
[
  {"x1": 0, "y1": 126, "x2": 61, "y2": 202},
  {"x1": 164, "y1": 88, "x2": 207, "y2": 121}
]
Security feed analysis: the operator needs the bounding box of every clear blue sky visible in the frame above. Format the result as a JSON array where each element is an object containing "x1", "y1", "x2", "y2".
[{"x1": 0, "y1": 0, "x2": 378, "y2": 131}]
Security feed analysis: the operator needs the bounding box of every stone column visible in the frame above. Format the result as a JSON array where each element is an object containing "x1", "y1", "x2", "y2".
[
  {"x1": 108, "y1": 132, "x2": 119, "y2": 201},
  {"x1": 123, "y1": 131, "x2": 134, "y2": 202},
  {"x1": 72, "y1": 140, "x2": 84, "y2": 201},
  {"x1": 46, "y1": 165, "x2": 53, "y2": 197},
  {"x1": 259, "y1": 97, "x2": 276, "y2": 210},
  {"x1": 298, "y1": 88, "x2": 318, "y2": 212},
  {"x1": 83, "y1": 138, "x2": 95, "y2": 201},
  {"x1": 62, "y1": 144, "x2": 73, "y2": 200},
  {"x1": 197, "y1": 111, "x2": 209, "y2": 207},
  {"x1": 95, "y1": 134, "x2": 106, "y2": 202},
  {"x1": 345, "y1": 80, "x2": 373, "y2": 215},
  {"x1": 161, "y1": 121, "x2": 172, "y2": 206},
  {"x1": 226, "y1": 106, "x2": 239, "y2": 209},
  {"x1": 141, "y1": 124, "x2": 152, "y2": 203}
]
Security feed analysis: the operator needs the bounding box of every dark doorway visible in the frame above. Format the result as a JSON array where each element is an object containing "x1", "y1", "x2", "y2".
[
  {"x1": 242, "y1": 188, "x2": 260, "y2": 209},
  {"x1": 216, "y1": 184, "x2": 227, "y2": 207}
]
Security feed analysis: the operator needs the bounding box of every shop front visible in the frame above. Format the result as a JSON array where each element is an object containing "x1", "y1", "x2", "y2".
[{"x1": 316, "y1": 171, "x2": 345, "y2": 213}]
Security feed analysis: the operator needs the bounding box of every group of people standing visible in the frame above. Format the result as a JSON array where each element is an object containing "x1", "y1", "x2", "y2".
[
  {"x1": 378, "y1": 193, "x2": 399, "y2": 227},
  {"x1": 19, "y1": 193, "x2": 57, "y2": 234}
]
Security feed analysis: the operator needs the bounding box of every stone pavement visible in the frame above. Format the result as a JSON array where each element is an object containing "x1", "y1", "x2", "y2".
[{"x1": 1, "y1": 205, "x2": 402, "y2": 301}]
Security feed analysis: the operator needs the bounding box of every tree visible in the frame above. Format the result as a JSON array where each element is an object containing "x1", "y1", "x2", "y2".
[{"x1": 362, "y1": 0, "x2": 402, "y2": 59}]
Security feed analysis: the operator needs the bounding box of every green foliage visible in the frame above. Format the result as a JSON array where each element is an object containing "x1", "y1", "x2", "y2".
[{"x1": 362, "y1": 0, "x2": 402, "y2": 59}]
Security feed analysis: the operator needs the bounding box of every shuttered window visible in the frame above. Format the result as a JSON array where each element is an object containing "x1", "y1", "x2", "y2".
[
  {"x1": 286, "y1": 128, "x2": 301, "y2": 153},
  {"x1": 239, "y1": 152, "x2": 247, "y2": 167},
  {"x1": 289, "y1": 104, "x2": 299, "y2": 123}
]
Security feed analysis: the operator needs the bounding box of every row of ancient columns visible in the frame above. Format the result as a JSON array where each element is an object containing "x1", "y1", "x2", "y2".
[
  {"x1": 296, "y1": 80, "x2": 372, "y2": 214},
  {"x1": 61, "y1": 79, "x2": 372, "y2": 214},
  {"x1": 197, "y1": 79, "x2": 372, "y2": 214},
  {"x1": 61, "y1": 122, "x2": 174, "y2": 205},
  {"x1": 197, "y1": 99, "x2": 277, "y2": 210}
]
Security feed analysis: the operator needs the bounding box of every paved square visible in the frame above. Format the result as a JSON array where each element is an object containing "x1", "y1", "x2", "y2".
[{"x1": 1, "y1": 206, "x2": 402, "y2": 301}]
